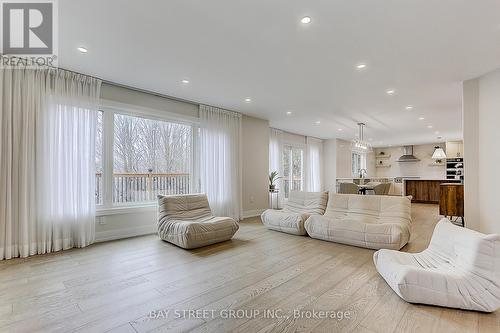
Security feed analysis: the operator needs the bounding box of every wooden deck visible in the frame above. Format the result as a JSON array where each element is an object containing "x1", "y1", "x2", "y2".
[{"x1": 0, "y1": 204, "x2": 497, "y2": 332}]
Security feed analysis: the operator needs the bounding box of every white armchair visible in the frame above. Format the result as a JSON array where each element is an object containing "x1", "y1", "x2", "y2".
[
  {"x1": 374, "y1": 218, "x2": 500, "y2": 312},
  {"x1": 157, "y1": 194, "x2": 239, "y2": 249}
]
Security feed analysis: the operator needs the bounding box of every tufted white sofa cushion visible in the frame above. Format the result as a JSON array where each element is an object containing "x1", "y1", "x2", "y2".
[
  {"x1": 260, "y1": 191, "x2": 328, "y2": 235},
  {"x1": 304, "y1": 193, "x2": 412, "y2": 250},
  {"x1": 374, "y1": 218, "x2": 500, "y2": 312}
]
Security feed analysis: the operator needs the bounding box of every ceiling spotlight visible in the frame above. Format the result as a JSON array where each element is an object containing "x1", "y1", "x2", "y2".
[
  {"x1": 181, "y1": 79, "x2": 190, "y2": 84},
  {"x1": 244, "y1": 98, "x2": 252, "y2": 103},
  {"x1": 315, "y1": 120, "x2": 321, "y2": 125},
  {"x1": 405, "y1": 105, "x2": 413, "y2": 110},
  {"x1": 286, "y1": 111, "x2": 292, "y2": 115},
  {"x1": 418, "y1": 117, "x2": 425, "y2": 120},
  {"x1": 427, "y1": 125, "x2": 433, "y2": 129},
  {"x1": 300, "y1": 16, "x2": 312, "y2": 24},
  {"x1": 386, "y1": 89, "x2": 395, "y2": 96},
  {"x1": 356, "y1": 63, "x2": 367, "y2": 70},
  {"x1": 77, "y1": 47, "x2": 88, "y2": 53},
  {"x1": 337, "y1": 128, "x2": 343, "y2": 131}
]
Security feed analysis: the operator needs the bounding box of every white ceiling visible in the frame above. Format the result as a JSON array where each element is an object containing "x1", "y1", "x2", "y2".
[{"x1": 59, "y1": 0, "x2": 500, "y2": 146}]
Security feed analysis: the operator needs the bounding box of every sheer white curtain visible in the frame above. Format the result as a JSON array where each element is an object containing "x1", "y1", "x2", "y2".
[
  {"x1": 0, "y1": 64, "x2": 101, "y2": 260},
  {"x1": 269, "y1": 128, "x2": 284, "y2": 207},
  {"x1": 37, "y1": 70, "x2": 101, "y2": 252},
  {"x1": 305, "y1": 136, "x2": 323, "y2": 192},
  {"x1": 199, "y1": 105, "x2": 242, "y2": 220}
]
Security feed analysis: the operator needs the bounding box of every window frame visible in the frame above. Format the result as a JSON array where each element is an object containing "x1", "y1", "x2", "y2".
[
  {"x1": 282, "y1": 143, "x2": 305, "y2": 199},
  {"x1": 351, "y1": 151, "x2": 367, "y2": 177},
  {"x1": 97, "y1": 100, "x2": 199, "y2": 213}
]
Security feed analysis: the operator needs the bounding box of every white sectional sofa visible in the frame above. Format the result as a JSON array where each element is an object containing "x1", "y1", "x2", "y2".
[
  {"x1": 305, "y1": 193, "x2": 411, "y2": 250},
  {"x1": 260, "y1": 191, "x2": 328, "y2": 235},
  {"x1": 374, "y1": 218, "x2": 500, "y2": 312}
]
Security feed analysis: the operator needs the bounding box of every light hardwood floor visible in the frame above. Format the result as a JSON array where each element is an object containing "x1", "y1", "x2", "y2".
[{"x1": 0, "y1": 204, "x2": 498, "y2": 333}]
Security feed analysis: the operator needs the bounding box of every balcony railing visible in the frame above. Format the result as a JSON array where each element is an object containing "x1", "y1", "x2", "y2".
[{"x1": 95, "y1": 172, "x2": 191, "y2": 204}]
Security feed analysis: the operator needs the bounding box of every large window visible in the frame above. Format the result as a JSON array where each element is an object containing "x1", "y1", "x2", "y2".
[
  {"x1": 352, "y1": 152, "x2": 366, "y2": 177},
  {"x1": 95, "y1": 111, "x2": 104, "y2": 204},
  {"x1": 283, "y1": 145, "x2": 304, "y2": 198},
  {"x1": 95, "y1": 109, "x2": 195, "y2": 206}
]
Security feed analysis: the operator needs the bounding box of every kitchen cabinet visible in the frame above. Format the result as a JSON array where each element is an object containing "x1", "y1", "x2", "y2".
[
  {"x1": 405, "y1": 179, "x2": 461, "y2": 203},
  {"x1": 439, "y1": 183, "x2": 464, "y2": 218},
  {"x1": 446, "y1": 141, "x2": 463, "y2": 158}
]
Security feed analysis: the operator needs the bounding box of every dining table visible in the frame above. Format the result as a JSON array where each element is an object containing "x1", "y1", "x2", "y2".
[{"x1": 357, "y1": 184, "x2": 375, "y2": 195}]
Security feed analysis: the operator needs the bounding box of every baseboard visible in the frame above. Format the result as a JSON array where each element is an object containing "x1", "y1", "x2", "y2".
[
  {"x1": 242, "y1": 209, "x2": 266, "y2": 219},
  {"x1": 95, "y1": 225, "x2": 156, "y2": 242}
]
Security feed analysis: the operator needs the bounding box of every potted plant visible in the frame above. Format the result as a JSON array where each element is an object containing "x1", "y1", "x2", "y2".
[{"x1": 269, "y1": 171, "x2": 282, "y2": 191}]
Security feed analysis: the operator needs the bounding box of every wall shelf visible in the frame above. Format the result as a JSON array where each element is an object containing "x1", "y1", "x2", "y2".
[
  {"x1": 375, "y1": 154, "x2": 391, "y2": 159},
  {"x1": 429, "y1": 163, "x2": 446, "y2": 167},
  {"x1": 376, "y1": 165, "x2": 392, "y2": 168}
]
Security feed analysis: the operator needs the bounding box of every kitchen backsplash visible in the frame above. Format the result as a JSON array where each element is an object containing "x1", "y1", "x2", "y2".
[{"x1": 373, "y1": 143, "x2": 447, "y2": 179}]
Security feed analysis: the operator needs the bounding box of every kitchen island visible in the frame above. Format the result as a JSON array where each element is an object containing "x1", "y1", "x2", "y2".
[{"x1": 405, "y1": 179, "x2": 462, "y2": 203}]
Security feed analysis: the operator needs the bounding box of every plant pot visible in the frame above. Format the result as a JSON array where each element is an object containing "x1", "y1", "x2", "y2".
[{"x1": 269, "y1": 185, "x2": 276, "y2": 191}]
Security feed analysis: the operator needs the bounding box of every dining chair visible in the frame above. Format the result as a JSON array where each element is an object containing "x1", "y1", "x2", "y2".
[
  {"x1": 339, "y1": 182, "x2": 360, "y2": 194},
  {"x1": 373, "y1": 183, "x2": 391, "y2": 195}
]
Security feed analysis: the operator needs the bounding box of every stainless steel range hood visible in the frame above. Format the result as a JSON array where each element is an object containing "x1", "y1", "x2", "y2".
[{"x1": 397, "y1": 146, "x2": 420, "y2": 162}]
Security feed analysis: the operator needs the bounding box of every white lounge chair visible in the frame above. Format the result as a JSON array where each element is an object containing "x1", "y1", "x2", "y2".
[
  {"x1": 374, "y1": 218, "x2": 500, "y2": 312},
  {"x1": 157, "y1": 193, "x2": 239, "y2": 249}
]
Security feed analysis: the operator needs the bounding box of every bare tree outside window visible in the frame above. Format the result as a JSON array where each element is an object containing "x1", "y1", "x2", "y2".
[
  {"x1": 282, "y1": 145, "x2": 304, "y2": 198},
  {"x1": 94, "y1": 112, "x2": 193, "y2": 204}
]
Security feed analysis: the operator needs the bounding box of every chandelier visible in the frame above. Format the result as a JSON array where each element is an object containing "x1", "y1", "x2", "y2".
[{"x1": 351, "y1": 123, "x2": 372, "y2": 153}]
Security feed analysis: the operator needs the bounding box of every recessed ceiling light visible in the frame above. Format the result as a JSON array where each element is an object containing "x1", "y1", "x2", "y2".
[
  {"x1": 418, "y1": 117, "x2": 425, "y2": 120},
  {"x1": 181, "y1": 79, "x2": 189, "y2": 84},
  {"x1": 244, "y1": 98, "x2": 252, "y2": 103},
  {"x1": 315, "y1": 120, "x2": 321, "y2": 125},
  {"x1": 427, "y1": 125, "x2": 433, "y2": 129},
  {"x1": 300, "y1": 16, "x2": 312, "y2": 24},
  {"x1": 386, "y1": 89, "x2": 395, "y2": 96},
  {"x1": 337, "y1": 128, "x2": 343, "y2": 131},
  {"x1": 286, "y1": 111, "x2": 292, "y2": 115},
  {"x1": 356, "y1": 63, "x2": 367, "y2": 70},
  {"x1": 405, "y1": 105, "x2": 413, "y2": 110},
  {"x1": 77, "y1": 47, "x2": 88, "y2": 53}
]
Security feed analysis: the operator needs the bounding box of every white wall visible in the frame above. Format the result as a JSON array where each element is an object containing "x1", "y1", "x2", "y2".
[
  {"x1": 374, "y1": 143, "x2": 446, "y2": 179},
  {"x1": 96, "y1": 83, "x2": 270, "y2": 241},
  {"x1": 463, "y1": 69, "x2": 500, "y2": 234},
  {"x1": 241, "y1": 115, "x2": 269, "y2": 217},
  {"x1": 336, "y1": 139, "x2": 353, "y2": 178},
  {"x1": 463, "y1": 79, "x2": 480, "y2": 231},
  {"x1": 323, "y1": 139, "x2": 337, "y2": 193}
]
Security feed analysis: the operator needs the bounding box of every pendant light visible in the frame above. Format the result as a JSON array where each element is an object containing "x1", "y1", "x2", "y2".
[
  {"x1": 351, "y1": 123, "x2": 372, "y2": 153},
  {"x1": 432, "y1": 146, "x2": 447, "y2": 161}
]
